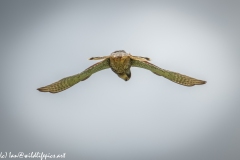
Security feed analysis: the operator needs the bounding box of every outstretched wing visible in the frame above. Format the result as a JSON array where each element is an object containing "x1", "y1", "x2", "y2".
[
  {"x1": 37, "y1": 58, "x2": 110, "y2": 93},
  {"x1": 131, "y1": 59, "x2": 206, "y2": 86}
]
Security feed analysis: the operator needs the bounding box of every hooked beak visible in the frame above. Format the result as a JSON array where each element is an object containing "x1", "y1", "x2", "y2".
[{"x1": 118, "y1": 70, "x2": 131, "y2": 81}]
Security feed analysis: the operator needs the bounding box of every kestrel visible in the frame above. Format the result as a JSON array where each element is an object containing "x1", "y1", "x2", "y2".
[{"x1": 37, "y1": 50, "x2": 206, "y2": 93}]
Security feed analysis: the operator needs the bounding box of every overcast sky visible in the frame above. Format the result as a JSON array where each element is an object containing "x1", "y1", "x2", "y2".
[{"x1": 0, "y1": 1, "x2": 240, "y2": 160}]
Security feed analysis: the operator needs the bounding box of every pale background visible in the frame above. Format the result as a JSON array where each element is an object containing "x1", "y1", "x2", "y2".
[{"x1": 0, "y1": 0, "x2": 240, "y2": 160}]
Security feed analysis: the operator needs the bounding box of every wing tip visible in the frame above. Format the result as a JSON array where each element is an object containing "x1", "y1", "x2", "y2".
[
  {"x1": 197, "y1": 80, "x2": 207, "y2": 85},
  {"x1": 190, "y1": 80, "x2": 206, "y2": 86},
  {"x1": 184, "y1": 79, "x2": 207, "y2": 87},
  {"x1": 37, "y1": 87, "x2": 59, "y2": 93},
  {"x1": 37, "y1": 87, "x2": 49, "y2": 92}
]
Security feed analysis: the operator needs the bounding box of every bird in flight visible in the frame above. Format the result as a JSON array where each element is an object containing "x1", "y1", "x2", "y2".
[{"x1": 37, "y1": 50, "x2": 206, "y2": 93}]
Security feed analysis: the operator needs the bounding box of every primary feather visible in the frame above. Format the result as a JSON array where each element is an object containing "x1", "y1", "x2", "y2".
[
  {"x1": 131, "y1": 59, "x2": 206, "y2": 86},
  {"x1": 37, "y1": 58, "x2": 110, "y2": 93}
]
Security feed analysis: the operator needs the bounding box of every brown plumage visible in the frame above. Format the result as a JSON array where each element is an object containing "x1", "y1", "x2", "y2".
[{"x1": 37, "y1": 50, "x2": 206, "y2": 93}]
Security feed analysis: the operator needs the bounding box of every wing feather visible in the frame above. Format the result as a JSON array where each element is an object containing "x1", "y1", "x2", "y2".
[
  {"x1": 131, "y1": 59, "x2": 206, "y2": 86},
  {"x1": 37, "y1": 58, "x2": 110, "y2": 93}
]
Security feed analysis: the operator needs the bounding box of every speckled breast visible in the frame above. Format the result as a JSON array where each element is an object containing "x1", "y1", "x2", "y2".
[{"x1": 109, "y1": 50, "x2": 131, "y2": 74}]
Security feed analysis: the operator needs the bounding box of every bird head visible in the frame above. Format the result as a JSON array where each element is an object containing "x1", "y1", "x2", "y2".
[{"x1": 118, "y1": 69, "x2": 131, "y2": 81}]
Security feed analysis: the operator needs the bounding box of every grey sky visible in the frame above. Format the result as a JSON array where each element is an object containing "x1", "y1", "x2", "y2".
[{"x1": 0, "y1": 1, "x2": 240, "y2": 160}]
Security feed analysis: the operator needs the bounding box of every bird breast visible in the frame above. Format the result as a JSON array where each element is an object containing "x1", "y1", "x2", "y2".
[{"x1": 109, "y1": 55, "x2": 131, "y2": 74}]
